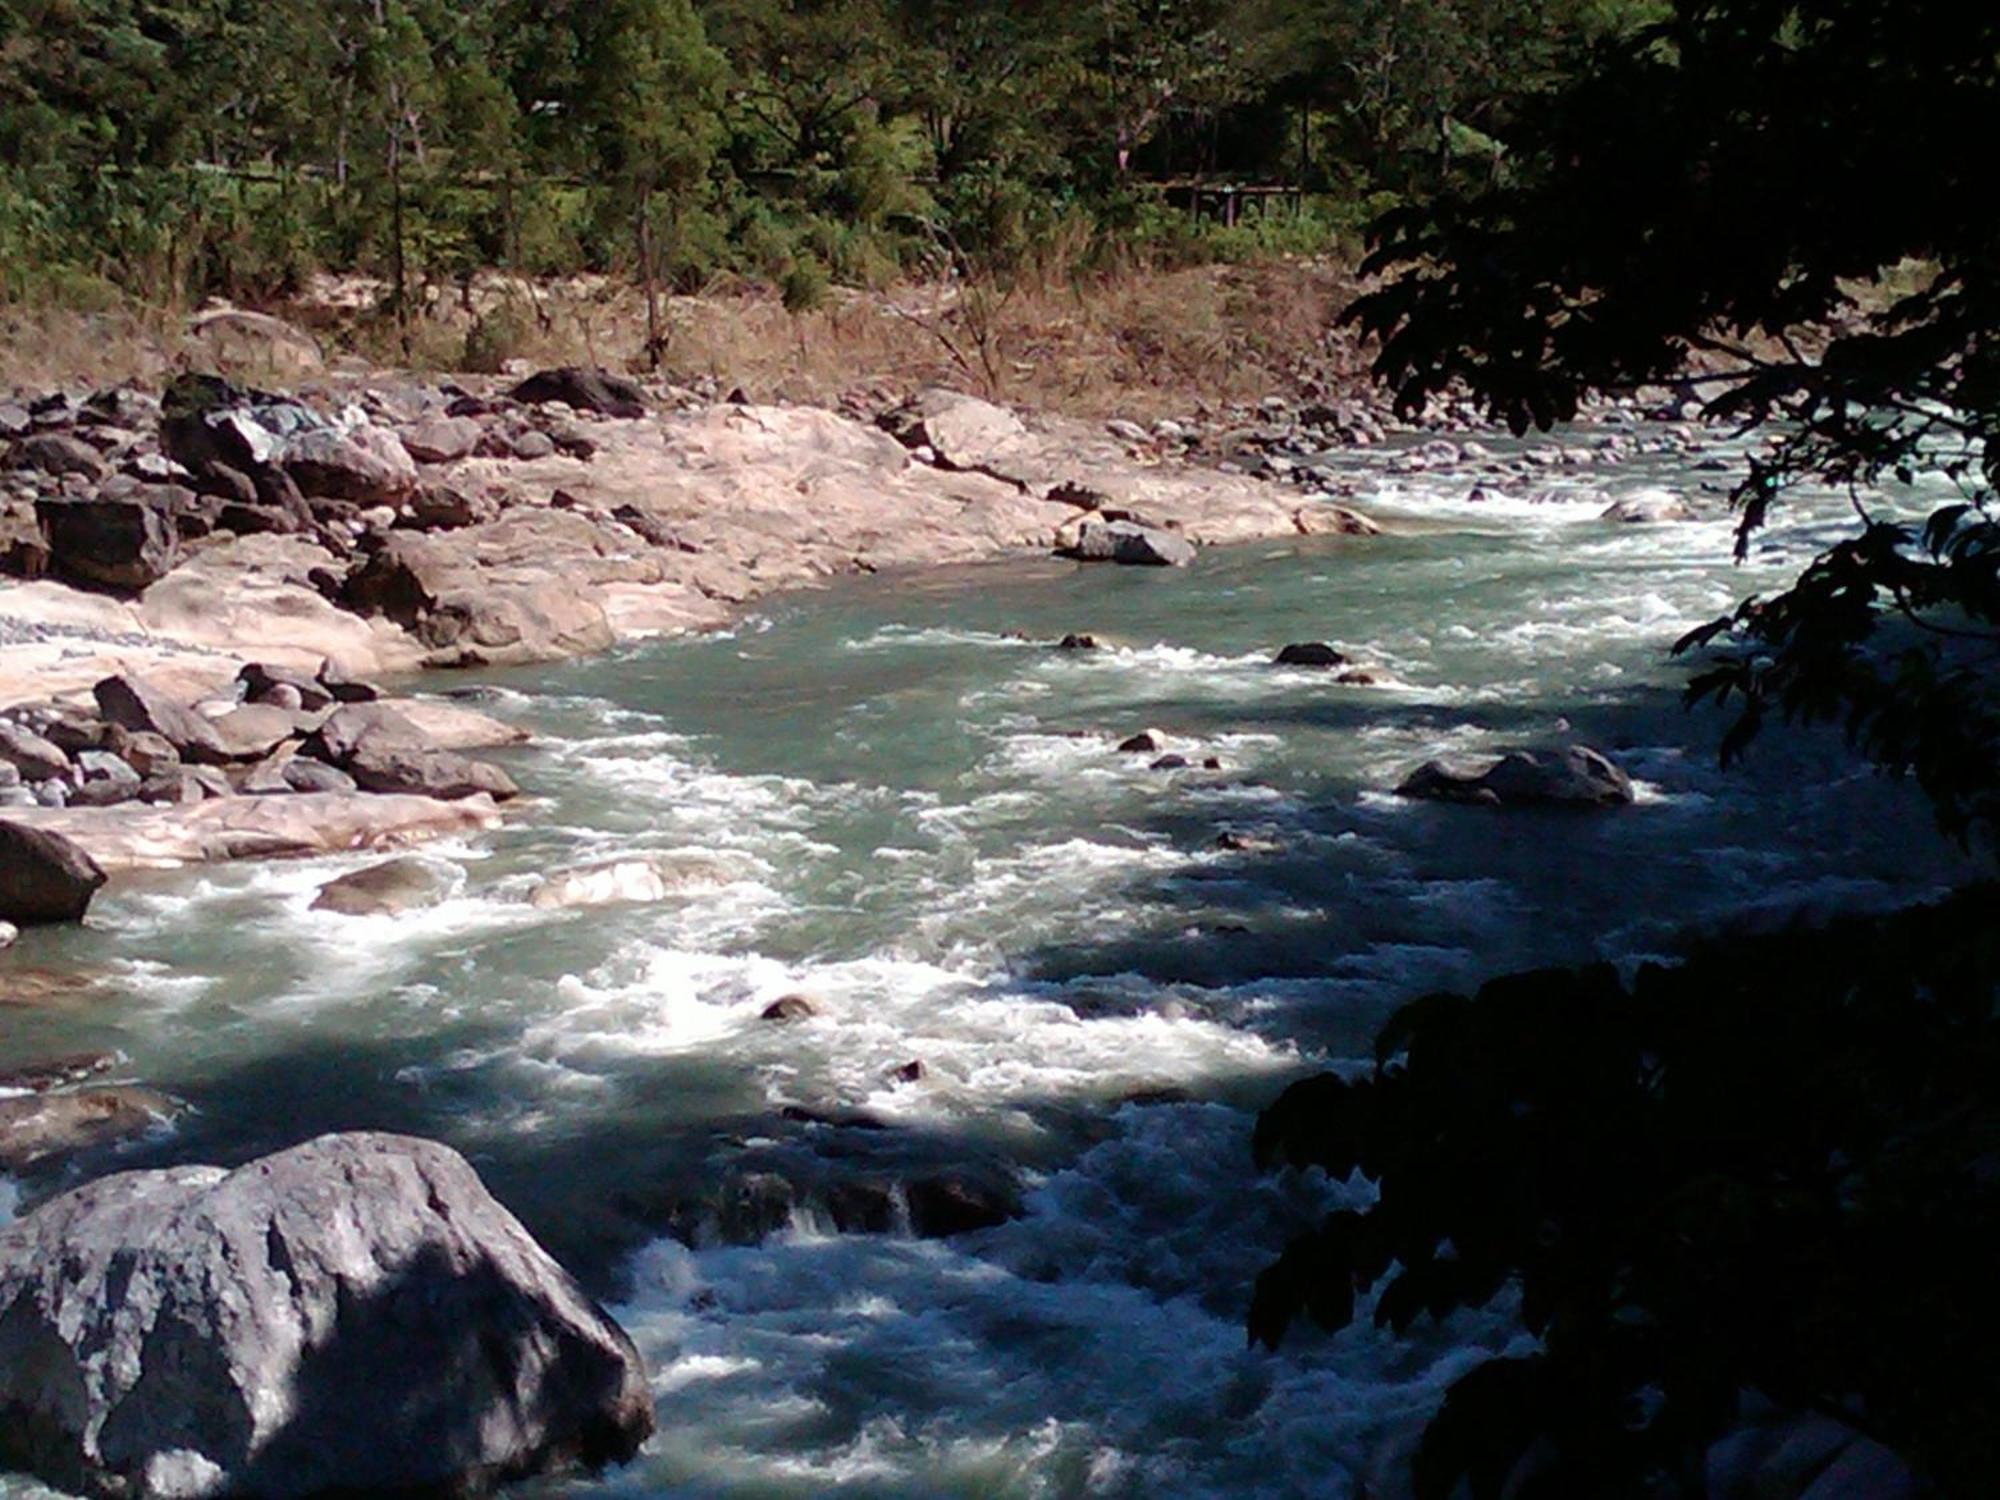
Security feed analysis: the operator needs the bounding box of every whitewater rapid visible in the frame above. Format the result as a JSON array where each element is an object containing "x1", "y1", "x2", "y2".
[{"x1": 0, "y1": 427, "x2": 1973, "y2": 1499}]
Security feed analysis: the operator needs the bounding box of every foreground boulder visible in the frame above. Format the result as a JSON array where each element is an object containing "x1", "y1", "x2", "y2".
[
  {"x1": 0, "y1": 821, "x2": 107, "y2": 924},
  {"x1": 1061, "y1": 519, "x2": 1197, "y2": 567},
  {"x1": 1396, "y1": 745, "x2": 1635, "y2": 808},
  {"x1": 0, "y1": 1132, "x2": 655, "y2": 1500}
]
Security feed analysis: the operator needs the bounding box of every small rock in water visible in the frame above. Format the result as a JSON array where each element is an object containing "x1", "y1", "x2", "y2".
[
  {"x1": 760, "y1": 994, "x2": 819, "y2": 1022},
  {"x1": 0, "y1": 1085, "x2": 176, "y2": 1171},
  {"x1": 1055, "y1": 633, "x2": 1099, "y2": 650},
  {"x1": 1150, "y1": 754, "x2": 1190, "y2": 771},
  {"x1": 1061, "y1": 519, "x2": 1196, "y2": 568},
  {"x1": 310, "y1": 857, "x2": 459, "y2": 916},
  {"x1": 906, "y1": 1174, "x2": 1021, "y2": 1237},
  {"x1": 0, "y1": 1050, "x2": 122, "y2": 1094},
  {"x1": 1117, "y1": 729, "x2": 1164, "y2": 754},
  {"x1": 888, "y1": 1059, "x2": 925, "y2": 1084},
  {"x1": 1396, "y1": 744, "x2": 1635, "y2": 809},
  {"x1": 1273, "y1": 641, "x2": 1348, "y2": 668}
]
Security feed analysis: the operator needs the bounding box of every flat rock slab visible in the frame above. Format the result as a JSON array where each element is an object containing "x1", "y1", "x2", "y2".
[{"x1": 1, "y1": 792, "x2": 501, "y2": 870}]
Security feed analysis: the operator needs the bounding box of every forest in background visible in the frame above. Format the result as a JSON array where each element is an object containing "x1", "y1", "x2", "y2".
[{"x1": 0, "y1": 0, "x2": 1660, "y2": 339}]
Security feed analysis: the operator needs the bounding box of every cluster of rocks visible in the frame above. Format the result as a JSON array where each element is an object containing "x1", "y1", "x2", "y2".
[
  {"x1": 0, "y1": 668, "x2": 516, "y2": 821},
  {"x1": 1084, "y1": 385, "x2": 1728, "y2": 525},
  {"x1": 0, "y1": 367, "x2": 646, "y2": 600}
]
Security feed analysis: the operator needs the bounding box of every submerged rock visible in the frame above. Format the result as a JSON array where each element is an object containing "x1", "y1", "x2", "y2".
[
  {"x1": 1397, "y1": 745, "x2": 1635, "y2": 808},
  {"x1": 0, "y1": 1132, "x2": 654, "y2": 1499},
  {"x1": 528, "y1": 853, "x2": 740, "y2": 911},
  {"x1": 760, "y1": 994, "x2": 819, "y2": 1022},
  {"x1": 0, "y1": 1086, "x2": 175, "y2": 1171},
  {"x1": 0, "y1": 820, "x2": 107, "y2": 924},
  {"x1": 310, "y1": 857, "x2": 460, "y2": 916}
]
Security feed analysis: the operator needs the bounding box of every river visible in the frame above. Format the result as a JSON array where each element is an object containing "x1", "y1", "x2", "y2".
[{"x1": 0, "y1": 428, "x2": 1972, "y2": 1498}]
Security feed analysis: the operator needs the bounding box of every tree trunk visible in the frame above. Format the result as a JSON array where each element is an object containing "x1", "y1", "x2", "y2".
[{"x1": 637, "y1": 188, "x2": 662, "y2": 371}]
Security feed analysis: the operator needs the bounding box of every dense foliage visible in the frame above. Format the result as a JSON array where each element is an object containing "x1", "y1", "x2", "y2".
[
  {"x1": 0, "y1": 0, "x2": 1653, "y2": 312},
  {"x1": 1251, "y1": 887, "x2": 2000, "y2": 1496},
  {"x1": 1254, "y1": 4, "x2": 2000, "y2": 1494},
  {"x1": 1350, "y1": 0, "x2": 2000, "y2": 847}
]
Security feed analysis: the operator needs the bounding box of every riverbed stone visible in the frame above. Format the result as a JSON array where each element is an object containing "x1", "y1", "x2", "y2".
[
  {"x1": 310, "y1": 856, "x2": 459, "y2": 916},
  {"x1": 1274, "y1": 642, "x2": 1349, "y2": 668},
  {"x1": 1063, "y1": 518, "x2": 1197, "y2": 567},
  {"x1": 93, "y1": 675, "x2": 231, "y2": 765},
  {"x1": 0, "y1": 1086, "x2": 175, "y2": 1170},
  {"x1": 509, "y1": 367, "x2": 647, "y2": 420},
  {"x1": 0, "y1": 1132, "x2": 655, "y2": 1499},
  {"x1": 35, "y1": 495, "x2": 180, "y2": 592},
  {"x1": 0, "y1": 820, "x2": 107, "y2": 924},
  {"x1": 1397, "y1": 745, "x2": 1635, "y2": 808},
  {"x1": 0, "y1": 720, "x2": 69, "y2": 781}
]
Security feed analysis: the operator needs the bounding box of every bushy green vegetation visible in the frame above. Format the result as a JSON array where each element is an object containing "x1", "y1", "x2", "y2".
[{"x1": 0, "y1": 0, "x2": 1656, "y2": 324}]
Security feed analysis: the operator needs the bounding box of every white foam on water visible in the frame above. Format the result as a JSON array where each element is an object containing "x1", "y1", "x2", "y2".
[{"x1": 607, "y1": 1103, "x2": 1528, "y2": 1498}]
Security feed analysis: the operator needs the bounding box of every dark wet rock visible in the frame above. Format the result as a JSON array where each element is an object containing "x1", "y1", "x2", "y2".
[
  {"x1": 93, "y1": 675, "x2": 230, "y2": 765},
  {"x1": 0, "y1": 1051, "x2": 123, "y2": 1094},
  {"x1": 0, "y1": 1132, "x2": 655, "y2": 1498},
  {"x1": 1116, "y1": 730, "x2": 1163, "y2": 754},
  {"x1": 1056, "y1": 633, "x2": 1099, "y2": 650},
  {"x1": 1396, "y1": 744, "x2": 1635, "y2": 808},
  {"x1": 0, "y1": 720, "x2": 69, "y2": 782},
  {"x1": 1273, "y1": 641, "x2": 1348, "y2": 668},
  {"x1": 1062, "y1": 518, "x2": 1196, "y2": 567},
  {"x1": 888, "y1": 1060, "x2": 926, "y2": 1084},
  {"x1": 0, "y1": 1086, "x2": 175, "y2": 1171},
  {"x1": 35, "y1": 495, "x2": 179, "y2": 592},
  {"x1": 759, "y1": 994, "x2": 819, "y2": 1022},
  {"x1": 906, "y1": 1174, "x2": 1021, "y2": 1237},
  {"x1": 1335, "y1": 670, "x2": 1379, "y2": 686},
  {"x1": 310, "y1": 857, "x2": 459, "y2": 916},
  {"x1": 508, "y1": 367, "x2": 647, "y2": 421},
  {"x1": 0, "y1": 821, "x2": 106, "y2": 925},
  {"x1": 1150, "y1": 754, "x2": 1190, "y2": 771}
]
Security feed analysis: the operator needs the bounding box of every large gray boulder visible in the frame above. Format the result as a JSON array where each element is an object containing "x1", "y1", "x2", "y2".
[
  {"x1": 1062, "y1": 519, "x2": 1197, "y2": 567},
  {"x1": 0, "y1": 1133, "x2": 655, "y2": 1500},
  {"x1": 1396, "y1": 744, "x2": 1635, "y2": 808},
  {"x1": 0, "y1": 820, "x2": 107, "y2": 924}
]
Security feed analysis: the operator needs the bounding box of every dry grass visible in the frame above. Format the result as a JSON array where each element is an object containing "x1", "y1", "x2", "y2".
[{"x1": 0, "y1": 259, "x2": 1372, "y2": 421}]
